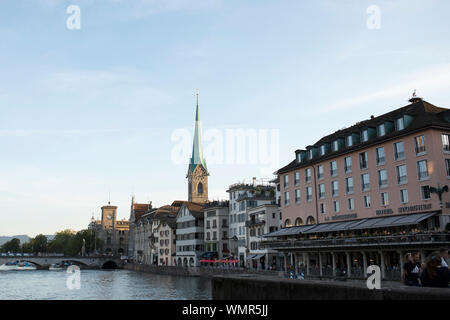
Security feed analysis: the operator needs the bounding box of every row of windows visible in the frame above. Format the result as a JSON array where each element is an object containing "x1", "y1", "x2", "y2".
[
  {"x1": 205, "y1": 231, "x2": 228, "y2": 240},
  {"x1": 284, "y1": 159, "x2": 431, "y2": 205},
  {"x1": 316, "y1": 185, "x2": 432, "y2": 214},
  {"x1": 296, "y1": 117, "x2": 409, "y2": 163},
  {"x1": 176, "y1": 233, "x2": 204, "y2": 240},
  {"x1": 285, "y1": 135, "x2": 438, "y2": 189},
  {"x1": 176, "y1": 245, "x2": 204, "y2": 252}
]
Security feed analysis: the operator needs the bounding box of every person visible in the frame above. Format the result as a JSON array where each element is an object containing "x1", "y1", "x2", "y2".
[
  {"x1": 402, "y1": 252, "x2": 422, "y2": 286},
  {"x1": 439, "y1": 248, "x2": 449, "y2": 268},
  {"x1": 420, "y1": 252, "x2": 450, "y2": 288}
]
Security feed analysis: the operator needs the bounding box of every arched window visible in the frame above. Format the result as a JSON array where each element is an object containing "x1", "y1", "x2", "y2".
[
  {"x1": 306, "y1": 216, "x2": 316, "y2": 225},
  {"x1": 284, "y1": 219, "x2": 292, "y2": 227},
  {"x1": 295, "y1": 218, "x2": 303, "y2": 226},
  {"x1": 198, "y1": 182, "x2": 204, "y2": 195}
]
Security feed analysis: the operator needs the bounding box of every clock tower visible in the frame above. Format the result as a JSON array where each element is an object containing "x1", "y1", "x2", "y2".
[
  {"x1": 101, "y1": 202, "x2": 118, "y2": 229},
  {"x1": 187, "y1": 92, "x2": 209, "y2": 203}
]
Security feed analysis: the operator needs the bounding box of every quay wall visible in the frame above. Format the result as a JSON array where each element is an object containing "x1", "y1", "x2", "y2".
[
  {"x1": 123, "y1": 263, "x2": 281, "y2": 278},
  {"x1": 212, "y1": 275, "x2": 450, "y2": 300}
]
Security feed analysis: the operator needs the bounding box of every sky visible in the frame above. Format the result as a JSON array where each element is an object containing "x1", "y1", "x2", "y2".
[{"x1": 1, "y1": 0, "x2": 450, "y2": 237}]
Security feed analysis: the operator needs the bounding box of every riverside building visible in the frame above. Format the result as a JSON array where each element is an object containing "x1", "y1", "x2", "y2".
[
  {"x1": 263, "y1": 97, "x2": 450, "y2": 280},
  {"x1": 227, "y1": 178, "x2": 276, "y2": 266}
]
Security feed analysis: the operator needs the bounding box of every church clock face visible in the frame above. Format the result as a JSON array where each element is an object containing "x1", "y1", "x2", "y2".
[{"x1": 106, "y1": 213, "x2": 113, "y2": 220}]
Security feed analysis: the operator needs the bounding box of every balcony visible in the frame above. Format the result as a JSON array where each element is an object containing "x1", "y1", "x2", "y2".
[
  {"x1": 245, "y1": 219, "x2": 265, "y2": 227},
  {"x1": 260, "y1": 233, "x2": 450, "y2": 250}
]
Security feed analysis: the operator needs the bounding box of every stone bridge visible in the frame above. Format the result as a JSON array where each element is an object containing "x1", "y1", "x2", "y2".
[{"x1": 0, "y1": 255, "x2": 124, "y2": 270}]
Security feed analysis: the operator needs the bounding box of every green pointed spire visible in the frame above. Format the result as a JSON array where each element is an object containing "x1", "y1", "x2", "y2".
[{"x1": 189, "y1": 91, "x2": 208, "y2": 174}]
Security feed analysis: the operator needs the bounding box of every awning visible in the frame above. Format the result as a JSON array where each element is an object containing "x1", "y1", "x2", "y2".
[
  {"x1": 200, "y1": 252, "x2": 218, "y2": 259},
  {"x1": 252, "y1": 254, "x2": 265, "y2": 260},
  {"x1": 263, "y1": 212, "x2": 437, "y2": 237},
  {"x1": 246, "y1": 254, "x2": 256, "y2": 260}
]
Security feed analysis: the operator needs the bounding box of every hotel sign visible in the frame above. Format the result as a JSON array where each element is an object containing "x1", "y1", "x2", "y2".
[
  {"x1": 398, "y1": 204, "x2": 432, "y2": 213},
  {"x1": 376, "y1": 209, "x2": 393, "y2": 216},
  {"x1": 328, "y1": 213, "x2": 357, "y2": 221}
]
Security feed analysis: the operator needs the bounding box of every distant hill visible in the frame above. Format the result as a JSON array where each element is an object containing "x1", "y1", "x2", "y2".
[
  {"x1": 0, "y1": 235, "x2": 55, "y2": 246},
  {"x1": 0, "y1": 235, "x2": 30, "y2": 246}
]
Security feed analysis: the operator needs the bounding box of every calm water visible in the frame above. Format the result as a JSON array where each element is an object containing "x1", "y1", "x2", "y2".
[{"x1": 0, "y1": 269, "x2": 211, "y2": 300}]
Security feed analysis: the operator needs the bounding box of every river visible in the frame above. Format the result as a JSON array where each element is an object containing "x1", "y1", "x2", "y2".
[{"x1": 0, "y1": 269, "x2": 212, "y2": 300}]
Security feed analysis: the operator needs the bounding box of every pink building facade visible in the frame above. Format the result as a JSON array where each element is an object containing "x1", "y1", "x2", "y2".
[{"x1": 263, "y1": 99, "x2": 450, "y2": 280}]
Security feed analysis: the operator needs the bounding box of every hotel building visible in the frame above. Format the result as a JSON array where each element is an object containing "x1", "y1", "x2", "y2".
[{"x1": 263, "y1": 98, "x2": 450, "y2": 279}]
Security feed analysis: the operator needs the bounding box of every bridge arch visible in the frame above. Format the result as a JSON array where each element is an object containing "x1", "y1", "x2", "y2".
[{"x1": 101, "y1": 260, "x2": 118, "y2": 269}]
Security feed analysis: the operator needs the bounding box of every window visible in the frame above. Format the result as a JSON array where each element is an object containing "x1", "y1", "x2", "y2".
[
  {"x1": 376, "y1": 147, "x2": 385, "y2": 165},
  {"x1": 378, "y1": 169, "x2": 388, "y2": 188},
  {"x1": 305, "y1": 168, "x2": 312, "y2": 183},
  {"x1": 296, "y1": 152, "x2": 301, "y2": 163},
  {"x1": 318, "y1": 184, "x2": 325, "y2": 199},
  {"x1": 396, "y1": 117, "x2": 404, "y2": 131},
  {"x1": 421, "y1": 186, "x2": 431, "y2": 200},
  {"x1": 284, "y1": 191, "x2": 290, "y2": 206},
  {"x1": 348, "y1": 198, "x2": 355, "y2": 211},
  {"x1": 446, "y1": 159, "x2": 450, "y2": 177},
  {"x1": 397, "y1": 165, "x2": 408, "y2": 184},
  {"x1": 320, "y1": 145, "x2": 326, "y2": 156},
  {"x1": 359, "y1": 152, "x2": 368, "y2": 169},
  {"x1": 378, "y1": 124, "x2": 386, "y2": 137},
  {"x1": 331, "y1": 181, "x2": 339, "y2": 197},
  {"x1": 442, "y1": 134, "x2": 450, "y2": 151},
  {"x1": 344, "y1": 157, "x2": 352, "y2": 173},
  {"x1": 198, "y1": 182, "x2": 203, "y2": 195},
  {"x1": 295, "y1": 189, "x2": 301, "y2": 204},
  {"x1": 330, "y1": 161, "x2": 337, "y2": 176},
  {"x1": 284, "y1": 175, "x2": 289, "y2": 188},
  {"x1": 308, "y1": 149, "x2": 313, "y2": 159},
  {"x1": 364, "y1": 195, "x2": 371, "y2": 208},
  {"x1": 320, "y1": 203, "x2": 325, "y2": 214},
  {"x1": 417, "y1": 160, "x2": 429, "y2": 180},
  {"x1": 346, "y1": 177, "x2": 354, "y2": 194},
  {"x1": 362, "y1": 130, "x2": 369, "y2": 142},
  {"x1": 394, "y1": 142, "x2": 405, "y2": 160},
  {"x1": 400, "y1": 189, "x2": 408, "y2": 204},
  {"x1": 332, "y1": 140, "x2": 339, "y2": 152},
  {"x1": 317, "y1": 165, "x2": 324, "y2": 179},
  {"x1": 381, "y1": 192, "x2": 389, "y2": 206},
  {"x1": 294, "y1": 172, "x2": 300, "y2": 186},
  {"x1": 306, "y1": 187, "x2": 313, "y2": 202},
  {"x1": 333, "y1": 201, "x2": 340, "y2": 213},
  {"x1": 361, "y1": 173, "x2": 370, "y2": 191},
  {"x1": 346, "y1": 135, "x2": 353, "y2": 147},
  {"x1": 414, "y1": 135, "x2": 426, "y2": 154}
]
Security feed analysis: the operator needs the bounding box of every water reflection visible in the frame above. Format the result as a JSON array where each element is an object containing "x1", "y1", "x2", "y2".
[{"x1": 0, "y1": 269, "x2": 212, "y2": 300}]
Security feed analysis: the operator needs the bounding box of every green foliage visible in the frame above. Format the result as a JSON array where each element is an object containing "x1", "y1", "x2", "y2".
[
  {"x1": 0, "y1": 238, "x2": 21, "y2": 252},
  {"x1": 47, "y1": 229, "x2": 103, "y2": 255},
  {"x1": 32, "y1": 234, "x2": 48, "y2": 253}
]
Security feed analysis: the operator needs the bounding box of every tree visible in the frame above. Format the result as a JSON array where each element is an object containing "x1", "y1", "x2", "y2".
[
  {"x1": 0, "y1": 238, "x2": 20, "y2": 253},
  {"x1": 32, "y1": 234, "x2": 48, "y2": 253},
  {"x1": 21, "y1": 241, "x2": 33, "y2": 253},
  {"x1": 48, "y1": 229, "x2": 76, "y2": 254}
]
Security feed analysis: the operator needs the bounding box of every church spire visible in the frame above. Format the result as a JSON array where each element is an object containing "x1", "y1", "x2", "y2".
[{"x1": 189, "y1": 90, "x2": 208, "y2": 174}]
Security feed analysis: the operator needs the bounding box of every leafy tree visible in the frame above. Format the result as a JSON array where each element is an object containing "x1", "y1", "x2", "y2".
[
  {"x1": 21, "y1": 241, "x2": 33, "y2": 253},
  {"x1": 0, "y1": 238, "x2": 20, "y2": 252},
  {"x1": 32, "y1": 234, "x2": 48, "y2": 253}
]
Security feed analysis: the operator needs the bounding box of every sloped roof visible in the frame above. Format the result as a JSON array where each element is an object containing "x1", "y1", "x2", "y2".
[{"x1": 277, "y1": 99, "x2": 450, "y2": 174}]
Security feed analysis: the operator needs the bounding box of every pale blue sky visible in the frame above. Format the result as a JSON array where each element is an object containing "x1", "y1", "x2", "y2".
[{"x1": 1, "y1": 0, "x2": 450, "y2": 236}]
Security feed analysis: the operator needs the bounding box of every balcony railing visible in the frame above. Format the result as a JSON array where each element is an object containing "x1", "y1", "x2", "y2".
[
  {"x1": 398, "y1": 176, "x2": 408, "y2": 184},
  {"x1": 395, "y1": 152, "x2": 405, "y2": 160},
  {"x1": 245, "y1": 219, "x2": 265, "y2": 227},
  {"x1": 376, "y1": 157, "x2": 385, "y2": 165},
  {"x1": 260, "y1": 233, "x2": 450, "y2": 250},
  {"x1": 345, "y1": 165, "x2": 352, "y2": 173}
]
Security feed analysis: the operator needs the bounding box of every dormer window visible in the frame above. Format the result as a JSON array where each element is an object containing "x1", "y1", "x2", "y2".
[
  {"x1": 378, "y1": 124, "x2": 385, "y2": 137},
  {"x1": 308, "y1": 150, "x2": 313, "y2": 159},
  {"x1": 396, "y1": 117, "x2": 405, "y2": 130},
  {"x1": 332, "y1": 140, "x2": 339, "y2": 152},
  {"x1": 296, "y1": 152, "x2": 301, "y2": 163},
  {"x1": 362, "y1": 130, "x2": 369, "y2": 142},
  {"x1": 346, "y1": 135, "x2": 353, "y2": 147},
  {"x1": 320, "y1": 145, "x2": 326, "y2": 156}
]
